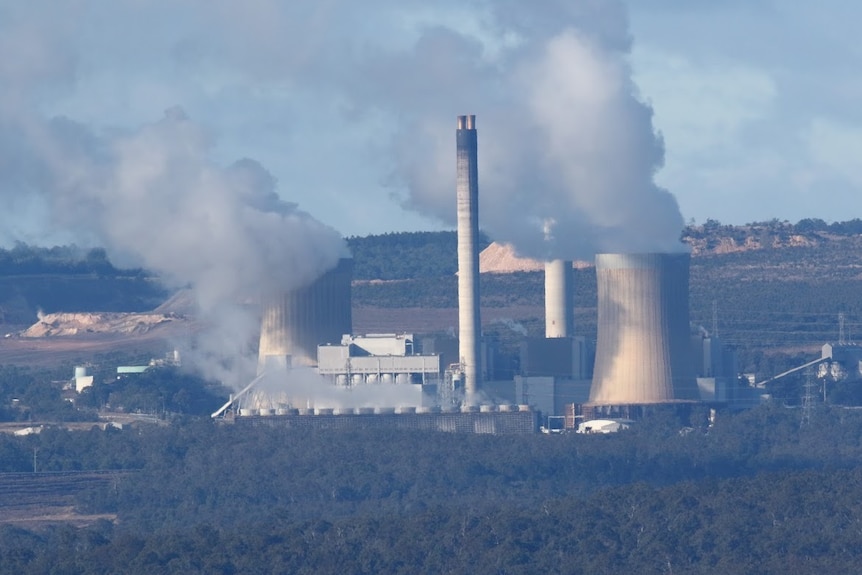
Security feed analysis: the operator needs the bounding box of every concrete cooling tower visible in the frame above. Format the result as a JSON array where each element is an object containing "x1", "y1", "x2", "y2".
[
  {"x1": 258, "y1": 258, "x2": 353, "y2": 373},
  {"x1": 589, "y1": 253, "x2": 699, "y2": 405}
]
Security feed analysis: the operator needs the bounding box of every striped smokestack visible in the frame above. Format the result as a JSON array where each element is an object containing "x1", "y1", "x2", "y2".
[
  {"x1": 544, "y1": 259, "x2": 574, "y2": 338},
  {"x1": 456, "y1": 114, "x2": 481, "y2": 404}
]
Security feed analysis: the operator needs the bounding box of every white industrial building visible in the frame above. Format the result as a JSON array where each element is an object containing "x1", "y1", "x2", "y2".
[{"x1": 317, "y1": 333, "x2": 442, "y2": 386}]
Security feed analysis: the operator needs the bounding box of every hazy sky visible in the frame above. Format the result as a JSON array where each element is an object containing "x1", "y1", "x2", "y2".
[
  {"x1": 0, "y1": 0, "x2": 857, "y2": 245},
  {"x1": 628, "y1": 1, "x2": 862, "y2": 228}
]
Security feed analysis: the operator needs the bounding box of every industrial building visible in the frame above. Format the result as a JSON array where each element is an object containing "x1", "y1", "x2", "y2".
[
  {"x1": 213, "y1": 114, "x2": 545, "y2": 433},
  {"x1": 317, "y1": 333, "x2": 441, "y2": 386},
  {"x1": 217, "y1": 114, "x2": 762, "y2": 434},
  {"x1": 515, "y1": 259, "x2": 593, "y2": 417}
]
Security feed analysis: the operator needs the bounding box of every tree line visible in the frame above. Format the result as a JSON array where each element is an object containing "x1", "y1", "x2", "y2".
[{"x1": 1, "y1": 404, "x2": 862, "y2": 573}]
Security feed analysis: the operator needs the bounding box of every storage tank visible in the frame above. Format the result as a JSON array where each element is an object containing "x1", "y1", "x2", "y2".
[
  {"x1": 258, "y1": 258, "x2": 353, "y2": 373},
  {"x1": 589, "y1": 253, "x2": 699, "y2": 405}
]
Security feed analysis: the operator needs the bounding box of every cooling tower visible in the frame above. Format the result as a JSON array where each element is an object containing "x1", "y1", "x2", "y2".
[
  {"x1": 589, "y1": 253, "x2": 698, "y2": 405},
  {"x1": 456, "y1": 114, "x2": 482, "y2": 404},
  {"x1": 258, "y1": 258, "x2": 353, "y2": 374},
  {"x1": 545, "y1": 259, "x2": 574, "y2": 338}
]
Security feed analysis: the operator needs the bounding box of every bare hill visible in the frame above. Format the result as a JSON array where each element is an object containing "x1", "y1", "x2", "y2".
[
  {"x1": 20, "y1": 312, "x2": 180, "y2": 338},
  {"x1": 479, "y1": 242, "x2": 592, "y2": 274}
]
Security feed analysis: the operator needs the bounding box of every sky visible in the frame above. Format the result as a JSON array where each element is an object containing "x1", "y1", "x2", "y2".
[
  {"x1": 627, "y1": 1, "x2": 862, "y2": 228},
  {"x1": 0, "y1": 0, "x2": 858, "y2": 249}
]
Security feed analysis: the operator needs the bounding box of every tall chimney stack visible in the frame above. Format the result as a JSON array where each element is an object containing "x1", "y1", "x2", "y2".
[
  {"x1": 456, "y1": 114, "x2": 481, "y2": 404},
  {"x1": 544, "y1": 259, "x2": 574, "y2": 338}
]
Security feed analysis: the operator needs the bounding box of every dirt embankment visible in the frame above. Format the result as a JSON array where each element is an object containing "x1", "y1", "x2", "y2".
[{"x1": 20, "y1": 312, "x2": 179, "y2": 338}]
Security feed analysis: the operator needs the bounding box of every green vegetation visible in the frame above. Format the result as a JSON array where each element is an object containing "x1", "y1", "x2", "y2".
[
  {"x1": 0, "y1": 365, "x2": 90, "y2": 422},
  {"x1": 347, "y1": 231, "x2": 490, "y2": 281},
  {"x1": 0, "y1": 363, "x2": 229, "y2": 423},
  {"x1": 0, "y1": 243, "x2": 166, "y2": 323},
  {"x1": 76, "y1": 367, "x2": 230, "y2": 418},
  {"x1": 0, "y1": 243, "x2": 147, "y2": 277},
  {"x1": 1, "y1": 405, "x2": 862, "y2": 573}
]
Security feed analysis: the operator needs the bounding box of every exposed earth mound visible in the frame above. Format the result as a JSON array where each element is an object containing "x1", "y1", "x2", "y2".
[
  {"x1": 20, "y1": 312, "x2": 180, "y2": 338},
  {"x1": 479, "y1": 242, "x2": 591, "y2": 274}
]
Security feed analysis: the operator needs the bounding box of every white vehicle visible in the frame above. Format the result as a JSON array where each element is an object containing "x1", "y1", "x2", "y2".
[{"x1": 540, "y1": 415, "x2": 566, "y2": 434}]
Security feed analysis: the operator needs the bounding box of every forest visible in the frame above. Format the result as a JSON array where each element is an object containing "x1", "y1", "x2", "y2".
[
  {"x1": 0, "y1": 244, "x2": 147, "y2": 277},
  {"x1": 1, "y1": 404, "x2": 862, "y2": 573},
  {"x1": 0, "y1": 364, "x2": 230, "y2": 423}
]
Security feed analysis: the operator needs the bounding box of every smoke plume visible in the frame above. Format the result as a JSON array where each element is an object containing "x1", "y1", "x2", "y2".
[
  {"x1": 0, "y1": 1, "x2": 685, "y2": 385},
  {"x1": 359, "y1": 5, "x2": 685, "y2": 259},
  {"x1": 0, "y1": 0, "x2": 684, "y2": 262}
]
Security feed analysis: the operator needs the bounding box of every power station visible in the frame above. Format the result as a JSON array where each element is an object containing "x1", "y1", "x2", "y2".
[{"x1": 215, "y1": 115, "x2": 761, "y2": 433}]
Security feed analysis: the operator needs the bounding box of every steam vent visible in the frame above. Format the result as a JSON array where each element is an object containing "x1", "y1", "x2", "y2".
[
  {"x1": 589, "y1": 253, "x2": 699, "y2": 405},
  {"x1": 258, "y1": 258, "x2": 353, "y2": 373}
]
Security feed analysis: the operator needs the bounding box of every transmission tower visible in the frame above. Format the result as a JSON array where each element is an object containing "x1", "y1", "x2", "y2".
[{"x1": 800, "y1": 366, "x2": 816, "y2": 428}]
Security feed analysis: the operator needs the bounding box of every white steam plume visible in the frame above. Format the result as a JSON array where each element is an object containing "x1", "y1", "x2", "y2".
[
  {"x1": 48, "y1": 108, "x2": 346, "y2": 310},
  {"x1": 0, "y1": 1, "x2": 686, "y2": 385},
  {"x1": 0, "y1": 11, "x2": 346, "y2": 387},
  {"x1": 0, "y1": 0, "x2": 683, "y2": 261},
  {"x1": 360, "y1": 6, "x2": 685, "y2": 259},
  {"x1": 23, "y1": 109, "x2": 346, "y2": 386}
]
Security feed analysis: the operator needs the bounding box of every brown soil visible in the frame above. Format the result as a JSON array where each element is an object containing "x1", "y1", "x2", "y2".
[{"x1": 0, "y1": 321, "x2": 196, "y2": 366}]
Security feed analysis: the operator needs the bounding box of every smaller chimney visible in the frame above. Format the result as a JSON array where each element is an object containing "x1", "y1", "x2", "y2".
[{"x1": 544, "y1": 259, "x2": 574, "y2": 338}]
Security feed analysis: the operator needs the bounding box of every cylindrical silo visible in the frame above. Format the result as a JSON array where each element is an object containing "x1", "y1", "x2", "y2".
[
  {"x1": 456, "y1": 114, "x2": 482, "y2": 405},
  {"x1": 589, "y1": 253, "x2": 698, "y2": 405},
  {"x1": 258, "y1": 258, "x2": 353, "y2": 373},
  {"x1": 544, "y1": 259, "x2": 574, "y2": 338}
]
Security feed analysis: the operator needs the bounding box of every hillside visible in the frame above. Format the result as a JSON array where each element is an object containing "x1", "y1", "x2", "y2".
[
  {"x1": 1, "y1": 220, "x2": 862, "y2": 376},
  {"x1": 350, "y1": 222, "x2": 862, "y2": 378},
  {"x1": 0, "y1": 244, "x2": 166, "y2": 326}
]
